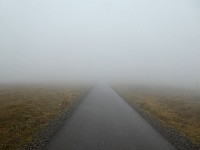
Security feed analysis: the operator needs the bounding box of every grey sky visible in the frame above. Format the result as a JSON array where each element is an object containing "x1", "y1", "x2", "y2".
[{"x1": 0, "y1": 0, "x2": 200, "y2": 88}]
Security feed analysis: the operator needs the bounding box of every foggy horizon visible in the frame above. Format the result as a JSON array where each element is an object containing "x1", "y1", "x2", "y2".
[{"x1": 0, "y1": 0, "x2": 200, "y2": 89}]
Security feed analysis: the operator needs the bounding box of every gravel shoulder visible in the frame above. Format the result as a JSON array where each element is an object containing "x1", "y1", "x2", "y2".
[
  {"x1": 22, "y1": 89, "x2": 91, "y2": 150},
  {"x1": 116, "y1": 93, "x2": 200, "y2": 150},
  {"x1": 45, "y1": 85, "x2": 175, "y2": 150}
]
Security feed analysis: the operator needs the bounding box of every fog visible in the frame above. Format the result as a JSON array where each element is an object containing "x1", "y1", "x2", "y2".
[{"x1": 0, "y1": 0, "x2": 200, "y2": 88}]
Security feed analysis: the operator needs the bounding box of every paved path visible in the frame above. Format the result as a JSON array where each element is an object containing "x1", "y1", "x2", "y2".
[{"x1": 46, "y1": 85, "x2": 176, "y2": 150}]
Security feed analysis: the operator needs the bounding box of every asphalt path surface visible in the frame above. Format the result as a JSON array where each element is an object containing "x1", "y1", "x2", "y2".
[{"x1": 46, "y1": 85, "x2": 176, "y2": 150}]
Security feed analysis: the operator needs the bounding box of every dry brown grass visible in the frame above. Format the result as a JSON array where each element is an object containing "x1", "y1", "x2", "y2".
[
  {"x1": 0, "y1": 85, "x2": 85, "y2": 150},
  {"x1": 116, "y1": 86, "x2": 200, "y2": 144}
]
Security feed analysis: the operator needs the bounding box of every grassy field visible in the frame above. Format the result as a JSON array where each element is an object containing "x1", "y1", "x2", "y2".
[
  {"x1": 115, "y1": 86, "x2": 200, "y2": 144},
  {"x1": 0, "y1": 85, "x2": 86, "y2": 150}
]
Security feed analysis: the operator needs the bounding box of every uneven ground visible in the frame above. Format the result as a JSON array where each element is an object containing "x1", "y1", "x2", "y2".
[
  {"x1": 0, "y1": 85, "x2": 86, "y2": 150},
  {"x1": 115, "y1": 85, "x2": 200, "y2": 146}
]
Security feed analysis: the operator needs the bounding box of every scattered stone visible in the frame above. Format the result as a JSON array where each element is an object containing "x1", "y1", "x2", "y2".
[
  {"x1": 118, "y1": 94, "x2": 200, "y2": 150},
  {"x1": 22, "y1": 90, "x2": 90, "y2": 150}
]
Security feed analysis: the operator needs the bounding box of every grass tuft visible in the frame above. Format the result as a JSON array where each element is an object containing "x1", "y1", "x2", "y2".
[
  {"x1": 0, "y1": 86, "x2": 84, "y2": 150},
  {"x1": 116, "y1": 86, "x2": 200, "y2": 144}
]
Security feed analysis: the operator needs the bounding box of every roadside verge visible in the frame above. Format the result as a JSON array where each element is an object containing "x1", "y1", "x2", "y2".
[
  {"x1": 22, "y1": 88, "x2": 92, "y2": 150},
  {"x1": 113, "y1": 88, "x2": 200, "y2": 150}
]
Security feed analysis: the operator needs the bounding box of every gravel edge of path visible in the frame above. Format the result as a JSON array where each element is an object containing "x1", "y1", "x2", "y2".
[
  {"x1": 115, "y1": 92, "x2": 200, "y2": 150},
  {"x1": 22, "y1": 88, "x2": 91, "y2": 150}
]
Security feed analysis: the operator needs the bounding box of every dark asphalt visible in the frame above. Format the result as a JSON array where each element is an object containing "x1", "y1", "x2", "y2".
[{"x1": 46, "y1": 85, "x2": 176, "y2": 150}]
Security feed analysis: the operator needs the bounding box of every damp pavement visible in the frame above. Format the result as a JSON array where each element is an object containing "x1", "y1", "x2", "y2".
[{"x1": 46, "y1": 85, "x2": 176, "y2": 150}]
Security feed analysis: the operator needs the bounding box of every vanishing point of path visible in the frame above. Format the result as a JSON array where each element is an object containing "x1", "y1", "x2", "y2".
[{"x1": 46, "y1": 85, "x2": 176, "y2": 150}]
